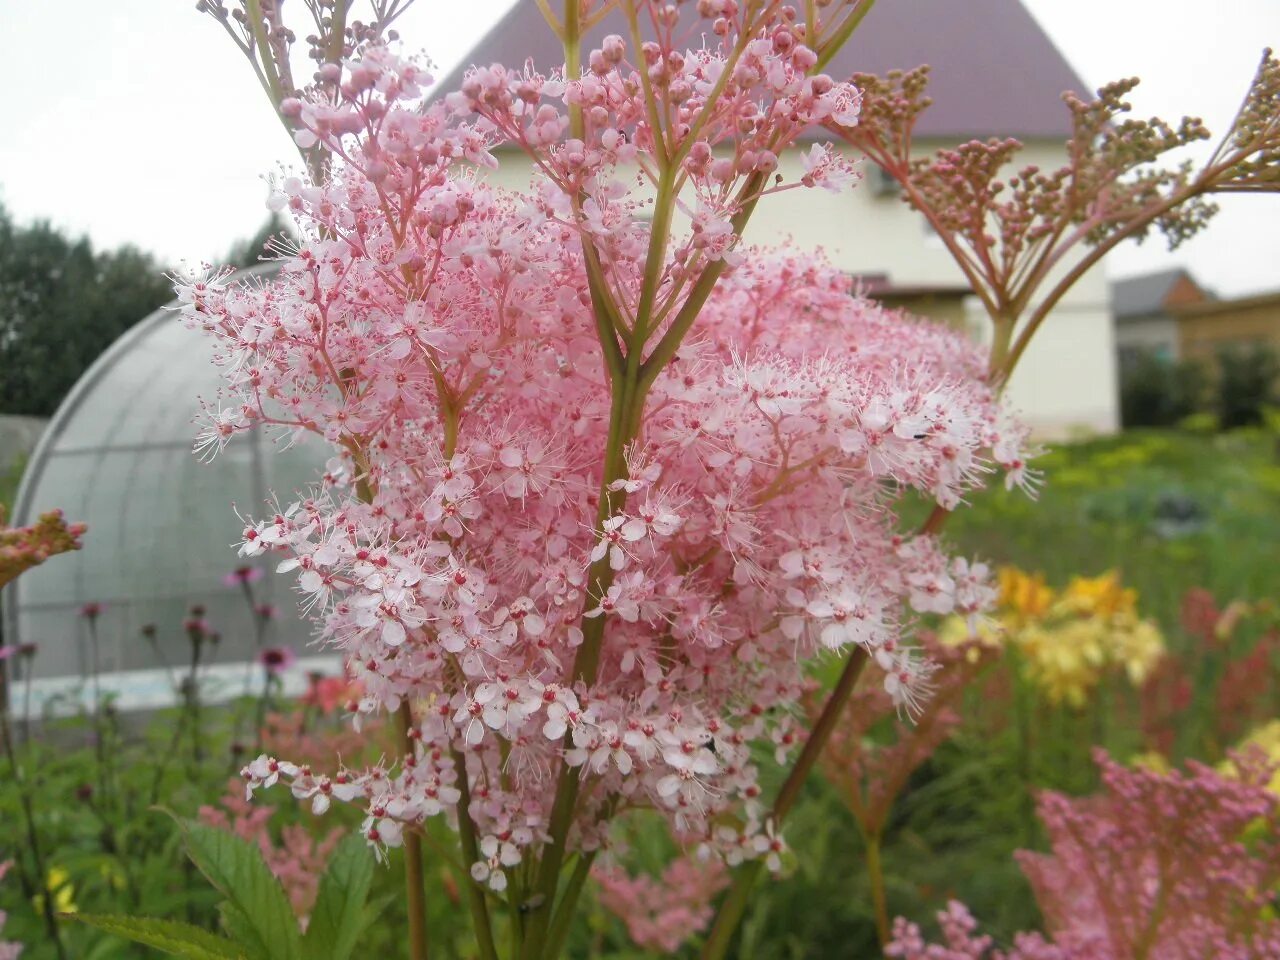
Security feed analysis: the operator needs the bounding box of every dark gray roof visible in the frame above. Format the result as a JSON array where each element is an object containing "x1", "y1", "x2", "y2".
[
  {"x1": 436, "y1": 0, "x2": 1088, "y2": 139},
  {"x1": 1112, "y1": 268, "x2": 1200, "y2": 320}
]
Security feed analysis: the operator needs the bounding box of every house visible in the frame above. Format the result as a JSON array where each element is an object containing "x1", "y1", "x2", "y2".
[
  {"x1": 437, "y1": 0, "x2": 1120, "y2": 436},
  {"x1": 1113, "y1": 269, "x2": 1280, "y2": 366},
  {"x1": 1113, "y1": 268, "x2": 1216, "y2": 367},
  {"x1": 1177, "y1": 291, "x2": 1280, "y2": 363}
]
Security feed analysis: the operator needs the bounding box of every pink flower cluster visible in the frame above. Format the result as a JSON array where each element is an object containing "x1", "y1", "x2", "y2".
[
  {"x1": 888, "y1": 750, "x2": 1280, "y2": 960},
  {"x1": 594, "y1": 855, "x2": 729, "y2": 953},
  {"x1": 0, "y1": 507, "x2": 86, "y2": 590},
  {"x1": 448, "y1": 14, "x2": 862, "y2": 266},
  {"x1": 887, "y1": 901, "x2": 1068, "y2": 960},
  {"x1": 180, "y1": 10, "x2": 1028, "y2": 886}
]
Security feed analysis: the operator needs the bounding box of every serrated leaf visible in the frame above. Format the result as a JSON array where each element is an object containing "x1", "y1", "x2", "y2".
[
  {"x1": 174, "y1": 818, "x2": 303, "y2": 960},
  {"x1": 71, "y1": 914, "x2": 244, "y2": 960},
  {"x1": 218, "y1": 902, "x2": 272, "y2": 960},
  {"x1": 302, "y1": 834, "x2": 375, "y2": 960}
]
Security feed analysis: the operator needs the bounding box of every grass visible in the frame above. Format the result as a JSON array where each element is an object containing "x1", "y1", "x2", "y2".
[
  {"x1": 0, "y1": 453, "x2": 24, "y2": 516},
  {"x1": 944, "y1": 427, "x2": 1280, "y2": 634}
]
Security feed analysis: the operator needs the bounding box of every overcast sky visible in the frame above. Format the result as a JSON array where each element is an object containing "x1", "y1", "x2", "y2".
[{"x1": 2, "y1": 1, "x2": 1276, "y2": 295}]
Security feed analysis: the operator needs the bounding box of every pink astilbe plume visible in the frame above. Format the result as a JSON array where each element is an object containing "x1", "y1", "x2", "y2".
[
  {"x1": 887, "y1": 901, "x2": 1068, "y2": 960},
  {"x1": 594, "y1": 855, "x2": 729, "y2": 953},
  {"x1": 179, "y1": 10, "x2": 1029, "y2": 897},
  {"x1": 889, "y1": 750, "x2": 1280, "y2": 960},
  {"x1": 199, "y1": 778, "x2": 345, "y2": 922},
  {"x1": 0, "y1": 861, "x2": 21, "y2": 960}
]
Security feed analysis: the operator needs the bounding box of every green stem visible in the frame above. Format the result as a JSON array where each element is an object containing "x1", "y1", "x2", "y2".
[
  {"x1": 400, "y1": 703, "x2": 431, "y2": 960},
  {"x1": 1011, "y1": 657, "x2": 1037, "y2": 847},
  {"x1": 542, "y1": 851, "x2": 598, "y2": 959},
  {"x1": 452, "y1": 748, "x2": 500, "y2": 960},
  {"x1": 865, "y1": 831, "x2": 890, "y2": 947},
  {"x1": 813, "y1": 0, "x2": 878, "y2": 71},
  {"x1": 701, "y1": 648, "x2": 870, "y2": 960}
]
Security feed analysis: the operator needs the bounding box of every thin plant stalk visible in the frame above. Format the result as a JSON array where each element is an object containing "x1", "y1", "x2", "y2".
[
  {"x1": 865, "y1": 831, "x2": 890, "y2": 947},
  {"x1": 20, "y1": 651, "x2": 33, "y2": 745},
  {"x1": 398, "y1": 701, "x2": 431, "y2": 960},
  {"x1": 0, "y1": 667, "x2": 68, "y2": 960},
  {"x1": 701, "y1": 649, "x2": 870, "y2": 960}
]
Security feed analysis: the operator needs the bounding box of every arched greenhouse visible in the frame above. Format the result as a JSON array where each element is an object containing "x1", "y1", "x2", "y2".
[{"x1": 2, "y1": 267, "x2": 335, "y2": 710}]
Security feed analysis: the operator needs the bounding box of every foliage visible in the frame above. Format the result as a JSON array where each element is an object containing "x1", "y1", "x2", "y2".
[
  {"x1": 0, "y1": 203, "x2": 173, "y2": 417},
  {"x1": 1119, "y1": 344, "x2": 1279, "y2": 432},
  {"x1": 1119, "y1": 351, "x2": 1208, "y2": 428},
  {"x1": 74, "y1": 821, "x2": 381, "y2": 960},
  {"x1": 224, "y1": 213, "x2": 297, "y2": 270},
  {"x1": 1216, "y1": 342, "x2": 1280, "y2": 429},
  {"x1": 0, "y1": 456, "x2": 24, "y2": 517}
]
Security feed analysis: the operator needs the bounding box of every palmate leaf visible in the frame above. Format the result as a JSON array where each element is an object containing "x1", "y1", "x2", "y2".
[
  {"x1": 72, "y1": 914, "x2": 244, "y2": 960},
  {"x1": 173, "y1": 817, "x2": 303, "y2": 960},
  {"x1": 302, "y1": 833, "x2": 376, "y2": 960}
]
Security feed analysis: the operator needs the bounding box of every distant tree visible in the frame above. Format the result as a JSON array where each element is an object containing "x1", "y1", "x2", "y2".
[
  {"x1": 224, "y1": 212, "x2": 295, "y2": 268},
  {"x1": 0, "y1": 203, "x2": 173, "y2": 417}
]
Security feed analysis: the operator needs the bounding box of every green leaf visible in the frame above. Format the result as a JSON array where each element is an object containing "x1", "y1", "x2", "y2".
[
  {"x1": 302, "y1": 834, "x2": 375, "y2": 960},
  {"x1": 175, "y1": 817, "x2": 303, "y2": 960},
  {"x1": 71, "y1": 914, "x2": 244, "y2": 960},
  {"x1": 218, "y1": 902, "x2": 272, "y2": 959}
]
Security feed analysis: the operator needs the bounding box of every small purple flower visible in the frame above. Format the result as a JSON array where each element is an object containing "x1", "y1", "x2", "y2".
[
  {"x1": 223, "y1": 566, "x2": 264, "y2": 588},
  {"x1": 80, "y1": 602, "x2": 104, "y2": 620},
  {"x1": 0, "y1": 646, "x2": 16, "y2": 661},
  {"x1": 257, "y1": 646, "x2": 296, "y2": 675}
]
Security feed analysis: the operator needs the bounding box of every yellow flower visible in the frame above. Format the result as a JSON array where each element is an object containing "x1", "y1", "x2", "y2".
[
  {"x1": 936, "y1": 614, "x2": 1003, "y2": 660},
  {"x1": 1112, "y1": 617, "x2": 1165, "y2": 686},
  {"x1": 993, "y1": 567, "x2": 1164, "y2": 707},
  {"x1": 1131, "y1": 751, "x2": 1172, "y2": 774},
  {"x1": 34, "y1": 866, "x2": 77, "y2": 916},
  {"x1": 998, "y1": 567, "x2": 1054, "y2": 623},
  {"x1": 1225, "y1": 720, "x2": 1280, "y2": 795},
  {"x1": 1058, "y1": 570, "x2": 1135, "y2": 619}
]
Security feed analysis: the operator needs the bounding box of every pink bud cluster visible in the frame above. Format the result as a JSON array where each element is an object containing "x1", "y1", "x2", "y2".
[
  {"x1": 179, "y1": 26, "x2": 1029, "y2": 882},
  {"x1": 0, "y1": 507, "x2": 86, "y2": 590},
  {"x1": 594, "y1": 855, "x2": 729, "y2": 952},
  {"x1": 889, "y1": 750, "x2": 1280, "y2": 960},
  {"x1": 447, "y1": 9, "x2": 861, "y2": 271}
]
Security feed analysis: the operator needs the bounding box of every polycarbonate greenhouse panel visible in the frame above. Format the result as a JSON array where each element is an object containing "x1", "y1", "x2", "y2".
[{"x1": 3, "y1": 266, "x2": 333, "y2": 700}]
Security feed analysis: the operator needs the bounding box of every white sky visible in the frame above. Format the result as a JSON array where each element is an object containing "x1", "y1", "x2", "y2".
[{"x1": 1, "y1": 1, "x2": 1277, "y2": 295}]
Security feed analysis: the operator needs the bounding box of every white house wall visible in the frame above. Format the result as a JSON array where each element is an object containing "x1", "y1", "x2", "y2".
[{"x1": 479, "y1": 141, "x2": 1118, "y2": 437}]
